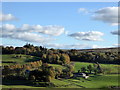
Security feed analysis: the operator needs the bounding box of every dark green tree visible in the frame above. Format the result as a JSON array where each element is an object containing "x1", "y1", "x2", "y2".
[
  {"x1": 87, "y1": 65, "x2": 93, "y2": 74},
  {"x1": 81, "y1": 67, "x2": 87, "y2": 73}
]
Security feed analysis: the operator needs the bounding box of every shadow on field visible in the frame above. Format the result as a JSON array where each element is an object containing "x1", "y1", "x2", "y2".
[
  {"x1": 2, "y1": 79, "x2": 32, "y2": 86},
  {"x1": 25, "y1": 56, "x2": 41, "y2": 62},
  {"x1": 90, "y1": 74, "x2": 102, "y2": 77}
]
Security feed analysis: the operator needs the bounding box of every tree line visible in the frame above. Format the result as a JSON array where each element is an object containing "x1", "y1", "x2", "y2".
[
  {"x1": 68, "y1": 49, "x2": 119, "y2": 64},
  {"x1": 1, "y1": 43, "x2": 119, "y2": 64}
]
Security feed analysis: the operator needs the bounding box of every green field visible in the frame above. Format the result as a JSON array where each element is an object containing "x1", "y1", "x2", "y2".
[
  {"x1": 1, "y1": 54, "x2": 40, "y2": 65},
  {"x1": 52, "y1": 74, "x2": 119, "y2": 88},
  {"x1": 2, "y1": 74, "x2": 119, "y2": 88},
  {"x1": 1, "y1": 54, "x2": 120, "y2": 88},
  {"x1": 2, "y1": 74, "x2": 118, "y2": 88},
  {"x1": 74, "y1": 62, "x2": 120, "y2": 74}
]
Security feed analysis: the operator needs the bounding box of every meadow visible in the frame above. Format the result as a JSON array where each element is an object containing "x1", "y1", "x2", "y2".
[
  {"x1": 74, "y1": 62, "x2": 120, "y2": 74},
  {"x1": 52, "y1": 74, "x2": 119, "y2": 88},
  {"x1": 2, "y1": 74, "x2": 119, "y2": 88},
  {"x1": 1, "y1": 54, "x2": 120, "y2": 88},
  {"x1": 1, "y1": 54, "x2": 40, "y2": 65}
]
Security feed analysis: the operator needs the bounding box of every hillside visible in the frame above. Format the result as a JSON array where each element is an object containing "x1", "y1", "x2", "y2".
[
  {"x1": 1, "y1": 45, "x2": 120, "y2": 88},
  {"x1": 77, "y1": 47, "x2": 119, "y2": 53},
  {"x1": 1, "y1": 54, "x2": 40, "y2": 66},
  {"x1": 2, "y1": 54, "x2": 120, "y2": 74},
  {"x1": 1, "y1": 54, "x2": 120, "y2": 88}
]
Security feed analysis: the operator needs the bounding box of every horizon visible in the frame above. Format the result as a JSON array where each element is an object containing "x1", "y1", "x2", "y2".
[{"x1": 1, "y1": 43, "x2": 119, "y2": 50}]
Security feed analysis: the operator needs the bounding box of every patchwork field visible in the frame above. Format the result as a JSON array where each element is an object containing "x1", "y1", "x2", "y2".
[{"x1": 1, "y1": 54, "x2": 120, "y2": 88}]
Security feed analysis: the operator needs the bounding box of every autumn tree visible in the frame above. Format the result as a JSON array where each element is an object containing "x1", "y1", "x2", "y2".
[
  {"x1": 55, "y1": 67, "x2": 62, "y2": 79},
  {"x1": 60, "y1": 54, "x2": 70, "y2": 65}
]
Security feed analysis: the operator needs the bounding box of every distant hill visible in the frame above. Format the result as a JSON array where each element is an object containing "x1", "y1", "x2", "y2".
[{"x1": 78, "y1": 47, "x2": 119, "y2": 53}]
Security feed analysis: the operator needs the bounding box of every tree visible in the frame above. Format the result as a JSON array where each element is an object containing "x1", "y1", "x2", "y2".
[
  {"x1": 93, "y1": 62, "x2": 103, "y2": 75},
  {"x1": 81, "y1": 67, "x2": 87, "y2": 73},
  {"x1": 2, "y1": 65, "x2": 14, "y2": 77},
  {"x1": 60, "y1": 54, "x2": 70, "y2": 65},
  {"x1": 42, "y1": 54, "x2": 47, "y2": 60},
  {"x1": 48, "y1": 66, "x2": 55, "y2": 79},
  {"x1": 29, "y1": 75, "x2": 36, "y2": 81},
  {"x1": 55, "y1": 67, "x2": 62, "y2": 79},
  {"x1": 96, "y1": 64, "x2": 103, "y2": 74},
  {"x1": 61, "y1": 64, "x2": 74, "y2": 78},
  {"x1": 56, "y1": 54, "x2": 60, "y2": 64},
  {"x1": 66, "y1": 64, "x2": 74, "y2": 77},
  {"x1": 87, "y1": 65, "x2": 93, "y2": 74},
  {"x1": 47, "y1": 54, "x2": 53, "y2": 63}
]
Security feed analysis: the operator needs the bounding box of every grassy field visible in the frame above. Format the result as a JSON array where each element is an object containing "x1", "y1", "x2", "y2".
[
  {"x1": 1, "y1": 85, "x2": 44, "y2": 88},
  {"x1": 51, "y1": 62, "x2": 120, "y2": 88},
  {"x1": 1, "y1": 54, "x2": 40, "y2": 65},
  {"x1": 52, "y1": 74, "x2": 119, "y2": 88},
  {"x1": 1, "y1": 54, "x2": 120, "y2": 88},
  {"x1": 2, "y1": 74, "x2": 119, "y2": 88},
  {"x1": 74, "y1": 62, "x2": 120, "y2": 74},
  {"x1": 49, "y1": 64, "x2": 65, "y2": 69}
]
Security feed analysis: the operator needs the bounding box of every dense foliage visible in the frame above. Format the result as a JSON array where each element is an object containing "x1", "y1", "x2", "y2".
[
  {"x1": 2, "y1": 60, "x2": 74, "y2": 84},
  {"x1": 1, "y1": 44, "x2": 70, "y2": 65},
  {"x1": 68, "y1": 49, "x2": 119, "y2": 64},
  {"x1": 1, "y1": 44, "x2": 119, "y2": 64}
]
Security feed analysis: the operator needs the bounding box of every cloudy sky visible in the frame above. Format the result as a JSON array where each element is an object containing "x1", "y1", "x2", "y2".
[{"x1": 1, "y1": 2, "x2": 119, "y2": 49}]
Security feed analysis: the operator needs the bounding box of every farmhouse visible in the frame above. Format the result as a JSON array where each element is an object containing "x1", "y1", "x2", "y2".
[{"x1": 73, "y1": 72, "x2": 89, "y2": 79}]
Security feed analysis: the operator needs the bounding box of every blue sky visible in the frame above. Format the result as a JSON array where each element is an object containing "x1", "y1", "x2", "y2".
[{"x1": 1, "y1": 2, "x2": 119, "y2": 49}]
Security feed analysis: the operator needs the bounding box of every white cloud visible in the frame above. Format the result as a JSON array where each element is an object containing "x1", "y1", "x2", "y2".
[
  {"x1": 113, "y1": 44, "x2": 120, "y2": 47},
  {"x1": 0, "y1": 13, "x2": 17, "y2": 21},
  {"x1": 15, "y1": 24, "x2": 65, "y2": 36},
  {"x1": 43, "y1": 43, "x2": 107, "y2": 49},
  {"x1": 68, "y1": 31, "x2": 104, "y2": 41},
  {"x1": 44, "y1": 43, "x2": 89, "y2": 49},
  {"x1": 92, "y1": 7, "x2": 119, "y2": 26},
  {"x1": 91, "y1": 45, "x2": 107, "y2": 48},
  {"x1": 111, "y1": 30, "x2": 120, "y2": 35},
  {"x1": 35, "y1": 25, "x2": 65, "y2": 36},
  {"x1": 14, "y1": 32, "x2": 53, "y2": 43},
  {"x1": 78, "y1": 8, "x2": 89, "y2": 14},
  {"x1": 1, "y1": 24, "x2": 61, "y2": 43},
  {"x1": 2, "y1": 24, "x2": 16, "y2": 30}
]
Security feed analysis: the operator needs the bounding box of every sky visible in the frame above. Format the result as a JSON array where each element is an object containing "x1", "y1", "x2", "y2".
[{"x1": 1, "y1": 2, "x2": 119, "y2": 49}]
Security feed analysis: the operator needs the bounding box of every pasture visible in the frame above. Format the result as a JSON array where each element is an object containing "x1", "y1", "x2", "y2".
[
  {"x1": 74, "y1": 62, "x2": 120, "y2": 74},
  {"x1": 52, "y1": 74, "x2": 119, "y2": 88},
  {"x1": 1, "y1": 54, "x2": 40, "y2": 65},
  {"x1": 1, "y1": 54, "x2": 120, "y2": 88},
  {"x1": 2, "y1": 74, "x2": 119, "y2": 88}
]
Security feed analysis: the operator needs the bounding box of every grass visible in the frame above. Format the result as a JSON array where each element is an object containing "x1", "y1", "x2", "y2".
[
  {"x1": 51, "y1": 74, "x2": 119, "y2": 88},
  {"x1": 1, "y1": 54, "x2": 65, "y2": 69},
  {"x1": 2, "y1": 74, "x2": 119, "y2": 88},
  {"x1": 1, "y1": 54, "x2": 40, "y2": 65},
  {"x1": 62, "y1": 75, "x2": 119, "y2": 88},
  {"x1": 51, "y1": 79, "x2": 81, "y2": 88},
  {"x1": 1, "y1": 85, "x2": 45, "y2": 88},
  {"x1": 48, "y1": 64, "x2": 65, "y2": 69},
  {"x1": 51, "y1": 62, "x2": 120, "y2": 88},
  {"x1": 1, "y1": 54, "x2": 120, "y2": 88},
  {"x1": 74, "y1": 62, "x2": 120, "y2": 74}
]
